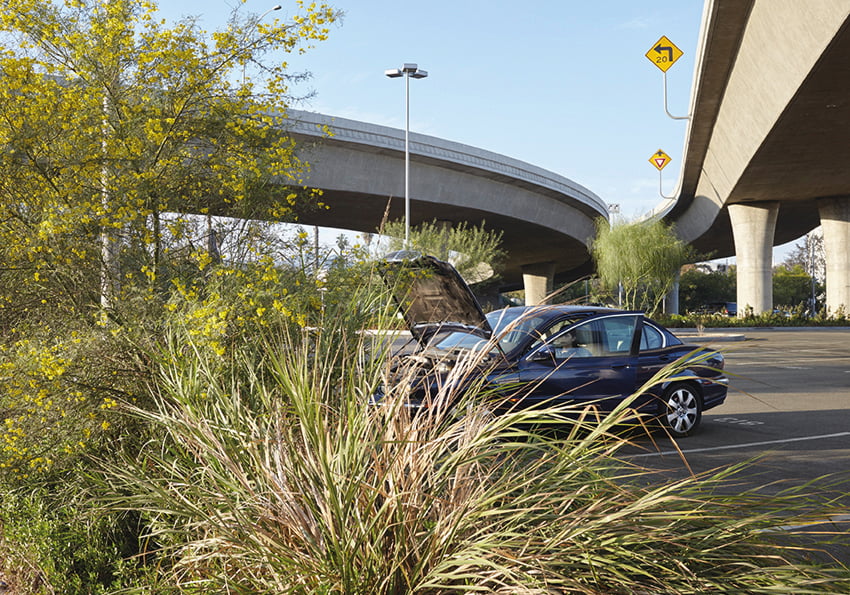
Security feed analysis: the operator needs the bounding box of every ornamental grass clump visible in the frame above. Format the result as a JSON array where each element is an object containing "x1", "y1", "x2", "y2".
[{"x1": 99, "y1": 295, "x2": 850, "y2": 593}]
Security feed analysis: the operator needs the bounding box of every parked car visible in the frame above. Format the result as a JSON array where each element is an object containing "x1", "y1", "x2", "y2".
[
  {"x1": 378, "y1": 253, "x2": 728, "y2": 437},
  {"x1": 695, "y1": 302, "x2": 737, "y2": 316}
]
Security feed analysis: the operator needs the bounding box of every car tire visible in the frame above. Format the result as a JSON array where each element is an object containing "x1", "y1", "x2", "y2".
[{"x1": 659, "y1": 383, "x2": 703, "y2": 437}]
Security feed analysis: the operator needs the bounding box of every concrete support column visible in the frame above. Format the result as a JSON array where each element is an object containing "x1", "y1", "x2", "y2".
[
  {"x1": 664, "y1": 270, "x2": 680, "y2": 315},
  {"x1": 728, "y1": 202, "x2": 779, "y2": 316},
  {"x1": 818, "y1": 197, "x2": 850, "y2": 316},
  {"x1": 522, "y1": 262, "x2": 555, "y2": 306}
]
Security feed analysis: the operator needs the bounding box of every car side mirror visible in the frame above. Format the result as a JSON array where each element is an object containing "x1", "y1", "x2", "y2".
[{"x1": 528, "y1": 345, "x2": 557, "y2": 364}]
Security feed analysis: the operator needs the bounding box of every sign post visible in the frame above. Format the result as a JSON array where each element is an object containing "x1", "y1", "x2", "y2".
[
  {"x1": 645, "y1": 36, "x2": 689, "y2": 120},
  {"x1": 649, "y1": 149, "x2": 675, "y2": 199}
]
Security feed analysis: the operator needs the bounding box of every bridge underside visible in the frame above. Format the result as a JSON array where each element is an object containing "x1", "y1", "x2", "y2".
[
  {"x1": 667, "y1": 0, "x2": 850, "y2": 313},
  {"x1": 293, "y1": 188, "x2": 593, "y2": 290},
  {"x1": 673, "y1": 1, "x2": 850, "y2": 253},
  {"x1": 285, "y1": 120, "x2": 607, "y2": 294}
]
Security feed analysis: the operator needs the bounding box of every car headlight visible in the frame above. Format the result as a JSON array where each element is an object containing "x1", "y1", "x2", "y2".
[{"x1": 707, "y1": 353, "x2": 725, "y2": 369}]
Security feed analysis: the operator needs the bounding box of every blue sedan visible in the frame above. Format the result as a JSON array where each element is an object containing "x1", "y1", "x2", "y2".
[{"x1": 380, "y1": 254, "x2": 729, "y2": 437}]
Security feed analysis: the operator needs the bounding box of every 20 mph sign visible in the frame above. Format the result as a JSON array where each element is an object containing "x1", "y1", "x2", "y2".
[{"x1": 645, "y1": 36, "x2": 683, "y2": 72}]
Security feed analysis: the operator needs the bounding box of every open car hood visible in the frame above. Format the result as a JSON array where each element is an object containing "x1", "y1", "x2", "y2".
[{"x1": 380, "y1": 251, "x2": 493, "y2": 345}]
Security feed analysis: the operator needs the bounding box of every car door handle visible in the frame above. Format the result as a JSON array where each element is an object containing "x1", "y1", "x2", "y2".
[{"x1": 611, "y1": 364, "x2": 630, "y2": 370}]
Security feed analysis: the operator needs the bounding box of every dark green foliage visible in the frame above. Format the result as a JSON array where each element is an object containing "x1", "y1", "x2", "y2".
[
  {"x1": 773, "y1": 264, "x2": 822, "y2": 310},
  {"x1": 657, "y1": 308, "x2": 849, "y2": 328},
  {"x1": 0, "y1": 488, "x2": 154, "y2": 594},
  {"x1": 679, "y1": 266, "x2": 736, "y2": 313}
]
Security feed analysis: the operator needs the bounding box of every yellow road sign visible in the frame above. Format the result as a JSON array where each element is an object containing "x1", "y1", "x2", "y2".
[
  {"x1": 645, "y1": 36, "x2": 683, "y2": 72},
  {"x1": 649, "y1": 149, "x2": 672, "y2": 171}
]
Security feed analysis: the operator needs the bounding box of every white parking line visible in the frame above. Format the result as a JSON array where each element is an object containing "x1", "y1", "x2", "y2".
[{"x1": 629, "y1": 431, "x2": 850, "y2": 458}]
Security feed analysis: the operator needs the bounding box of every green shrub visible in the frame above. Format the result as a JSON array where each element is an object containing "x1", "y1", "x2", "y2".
[
  {"x1": 3, "y1": 247, "x2": 847, "y2": 592},
  {"x1": 0, "y1": 487, "x2": 155, "y2": 594},
  {"x1": 657, "y1": 310, "x2": 849, "y2": 328}
]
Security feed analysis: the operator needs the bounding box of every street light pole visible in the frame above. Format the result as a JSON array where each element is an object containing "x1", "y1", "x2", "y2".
[
  {"x1": 217, "y1": 3, "x2": 281, "y2": 265},
  {"x1": 608, "y1": 203, "x2": 623, "y2": 307},
  {"x1": 243, "y1": 4, "x2": 282, "y2": 84},
  {"x1": 808, "y1": 230, "x2": 817, "y2": 316},
  {"x1": 385, "y1": 63, "x2": 428, "y2": 248}
]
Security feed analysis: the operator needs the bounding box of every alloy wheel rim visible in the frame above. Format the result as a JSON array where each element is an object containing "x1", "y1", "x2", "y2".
[{"x1": 667, "y1": 389, "x2": 698, "y2": 433}]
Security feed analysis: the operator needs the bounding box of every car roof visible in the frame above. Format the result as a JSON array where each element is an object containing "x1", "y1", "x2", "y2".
[{"x1": 491, "y1": 305, "x2": 644, "y2": 319}]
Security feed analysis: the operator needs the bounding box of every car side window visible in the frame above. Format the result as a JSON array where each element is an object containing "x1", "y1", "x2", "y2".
[
  {"x1": 549, "y1": 315, "x2": 639, "y2": 359},
  {"x1": 527, "y1": 317, "x2": 584, "y2": 353},
  {"x1": 598, "y1": 316, "x2": 639, "y2": 354},
  {"x1": 640, "y1": 323, "x2": 664, "y2": 351},
  {"x1": 547, "y1": 327, "x2": 593, "y2": 359},
  {"x1": 571, "y1": 323, "x2": 599, "y2": 356}
]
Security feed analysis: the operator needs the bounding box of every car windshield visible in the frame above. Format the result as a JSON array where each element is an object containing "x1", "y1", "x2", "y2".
[
  {"x1": 430, "y1": 330, "x2": 490, "y2": 353},
  {"x1": 428, "y1": 308, "x2": 589, "y2": 357},
  {"x1": 486, "y1": 309, "x2": 585, "y2": 355},
  {"x1": 428, "y1": 308, "x2": 528, "y2": 355},
  {"x1": 426, "y1": 309, "x2": 527, "y2": 356},
  {"x1": 485, "y1": 309, "x2": 536, "y2": 353}
]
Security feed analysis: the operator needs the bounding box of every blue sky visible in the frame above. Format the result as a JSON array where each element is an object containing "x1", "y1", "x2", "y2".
[{"x1": 156, "y1": 1, "x2": 800, "y2": 260}]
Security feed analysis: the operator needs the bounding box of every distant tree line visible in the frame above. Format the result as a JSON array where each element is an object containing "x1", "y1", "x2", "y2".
[
  {"x1": 554, "y1": 221, "x2": 825, "y2": 316},
  {"x1": 679, "y1": 232, "x2": 824, "y2": 314}
]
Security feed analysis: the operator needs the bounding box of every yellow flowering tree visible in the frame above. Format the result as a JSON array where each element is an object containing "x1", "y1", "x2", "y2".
[
  {"x1": 0, "y1": 0, "x2": 337, "y2": 317},
  {"x1": 0, "y1": 0, "x2": 338, "y2": 478},
  {"x1": 0, "y1": 327, "x2": 130, "y2": 479}
]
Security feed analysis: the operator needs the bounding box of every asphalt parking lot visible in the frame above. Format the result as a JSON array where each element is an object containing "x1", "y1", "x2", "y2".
[
  {"x1": 386, "y1": 325, "x2": 850, "y2": 558},
  {"x1": 625, "y1": 327, "x2": 850, "y2": 561}
]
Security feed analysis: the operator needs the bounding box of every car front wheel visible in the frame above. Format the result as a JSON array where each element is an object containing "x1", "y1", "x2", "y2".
[{"x1": 659, "y1": 384, "x2": 703, "y2": 437}]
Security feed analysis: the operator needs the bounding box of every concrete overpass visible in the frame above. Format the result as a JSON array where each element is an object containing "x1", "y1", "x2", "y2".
[
  {"x1": 286, "y1": 110, "x2": 608, "y2": 303},
  {"x1": 284, "y1": 1, "x2": 850, "y2": 314},
  {"x1": 661, "y1": 0, "x2": 850, "y2": 315}
]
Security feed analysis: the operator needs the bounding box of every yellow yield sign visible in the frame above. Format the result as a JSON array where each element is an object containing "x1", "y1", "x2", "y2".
[
  {"x1": 645, "y1": 36, "x2": 683, "y2": 72},
  {"x1": 649, "y1": 149, "x2": 672, "y2": 171}
]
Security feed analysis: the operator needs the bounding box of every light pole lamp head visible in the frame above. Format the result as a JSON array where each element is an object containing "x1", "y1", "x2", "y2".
[
  {"x1": 402, "y1": 63, "x2": 428, "y2": 79},
  {"x1": 260, "y1": 5, "x2": 282, "y2": 18},
  {"x1": 387, "y1": 64, "x2": 427, "y2": 79}
]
